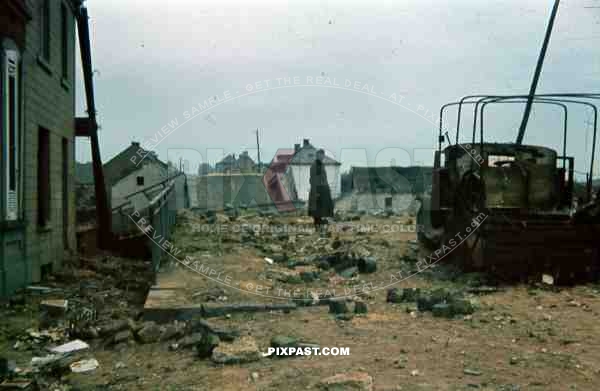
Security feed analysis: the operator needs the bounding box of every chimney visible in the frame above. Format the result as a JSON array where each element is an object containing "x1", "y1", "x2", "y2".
[
  {"x1": 303, "y1": 138, "x2": 310, "y2": 147},
  {"x1": 294, "y1": 143, "x2": 300, "y2": 152}
]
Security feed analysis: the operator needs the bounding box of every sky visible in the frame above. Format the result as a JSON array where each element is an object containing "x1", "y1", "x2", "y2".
[{"x1": 75, "y1": 0, "x2": 600, "y2": 178}]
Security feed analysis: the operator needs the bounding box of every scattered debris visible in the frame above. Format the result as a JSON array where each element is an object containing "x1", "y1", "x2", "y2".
[
  {"x1": 159, "y1": 322, "x2": 186, "y2": 342},
  {"x1": 136, "y1": 322, "x2": 162, "y2": 344},
  {"x1": 318, "y1": 372, "x2": 373, "y2": 391},
  {"x1": 354, "y1": 300, "x2": 368, "y2": 315},
  {"x1": 201, "y1": 302, "x2": 297, "y2": 317},
  {"x1": 387, "y1": 288, "x2": 421, "y2": 303},
  {"x1": 328, "y1": 298, "x2": 349, "y2": 314},
  {"x1": 196, "y1": 333, "x2": 220, "y2": 358},
  {"x1": 40, "y1": 299, "x2": 68, "y2": 316},
  {"x1": 211, "y1": 336, "x2": 261, "y2": 364},
  {"x1": 97, "y1": 319, "x2": 129, "y2": 338},
  {"x1": 542, "y1": 274, "x2": 554, "y2": 285},
  {"x1": 112, "y1": 329, "x2": 133, "y2": 345},
  {"x1": 269, "y1": 335, "x2": 319, "y2": 355},
  {"x1": 26, "y1": 286, "x2": 57, "y2": 295},
  {"x1": 463, "y1": 368, "x2": 482, "y2": 376},
  {"x1": 358, "y1": 256, "x2": 377, "y2": 273},
  {"x1": 465, "y1": 286, "x2": 500, "y2": 295},
  {"x1": 0, "y1": 379, "x2": 32, "y2": 389},
  {"x1": 49, "y1": 339, "x2": 89, "y2": 354},
  {"x1": 188, "y1": 319, "x2": 239, "y2": 342},
  {"x1": 176, "y1": 333, "x2": 205, "y2": 350},
  {"x1": 70, "y1": 358, "x2": 99, "y2": 373}
]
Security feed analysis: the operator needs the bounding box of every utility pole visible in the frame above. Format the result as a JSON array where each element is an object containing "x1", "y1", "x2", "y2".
[
  {"x1": 516, "y1": 0, "x2": 560, "y2": 145},
  {"x1": 77, "y1": 5, "x2": 111, "y2": 250},
  {"x1": 255, "y1": 128, "x2": 261, "y2": 172}
]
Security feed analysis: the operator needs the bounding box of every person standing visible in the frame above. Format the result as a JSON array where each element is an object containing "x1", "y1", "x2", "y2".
[{"x1": 308, "y1": 149, "x2": 334, "y2": 234}]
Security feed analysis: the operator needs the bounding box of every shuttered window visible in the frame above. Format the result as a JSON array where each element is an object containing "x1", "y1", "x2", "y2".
[{"x1": 3, "y1": 48, "x2": 20, "y2": 221}]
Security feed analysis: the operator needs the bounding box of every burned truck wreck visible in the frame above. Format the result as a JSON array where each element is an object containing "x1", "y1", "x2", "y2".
[{"x1": 418, "y1": 94, "x2": 600, "y2": 283}]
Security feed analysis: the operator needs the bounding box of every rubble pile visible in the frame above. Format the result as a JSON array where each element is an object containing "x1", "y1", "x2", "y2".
[
  {"x1": 0, "y1": 254, "x2": 154, "y2": 388},
  {"x1": 387, "y1": 287, "x2": 476, "y2": 318}
]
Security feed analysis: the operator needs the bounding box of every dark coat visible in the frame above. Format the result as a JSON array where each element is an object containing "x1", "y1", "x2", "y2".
[{"x1": 308, "y1": 159, "x2": 334, "y2": 218}]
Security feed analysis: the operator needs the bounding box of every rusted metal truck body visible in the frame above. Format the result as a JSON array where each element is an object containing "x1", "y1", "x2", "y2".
[{"x1": 418, "y1": 94, "x2": 600, "y2": 282}]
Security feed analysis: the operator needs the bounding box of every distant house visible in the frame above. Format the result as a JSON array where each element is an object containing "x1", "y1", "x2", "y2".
[
  {"x1": 265, "y1": 149, "x2": 297, "y2": 210},
  {"x1": 288, "y1": 139, "x2": 341, "y2": 202},
  {"x1": 104, "y1": 142, "x2": 189, "y2": 233},
  {"x1": 215, "y1": 154, "x2": 237, "y2": 173},
  {"x1": 237, "y1": 151, "x2": 256, "y2": 172},
  {"x1": 215, "y1": 151, "x2": 256, "y2": 173},
  {"x1": 103, "y1": 142, "x2": 170, "y2": 212}
]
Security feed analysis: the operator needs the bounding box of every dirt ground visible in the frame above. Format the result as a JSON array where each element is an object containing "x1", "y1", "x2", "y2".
[{"x1": 2, "y1": 210, "x2": 600, "y2": 390}]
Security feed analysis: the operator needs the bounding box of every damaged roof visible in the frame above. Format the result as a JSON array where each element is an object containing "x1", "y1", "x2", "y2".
[{"x1": 103, "y1": 142, "x2": 167, "y2": 187}]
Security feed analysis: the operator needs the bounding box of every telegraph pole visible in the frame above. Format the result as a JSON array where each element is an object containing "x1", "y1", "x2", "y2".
[
  {"x1": 255, "y1": 128, "x2": 261, "y2": 172},
  {"x1": 516, "y1": 0, "x2": 560, "y2": 144}
]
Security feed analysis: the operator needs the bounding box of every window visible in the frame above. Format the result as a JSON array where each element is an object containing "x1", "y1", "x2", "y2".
[
  {"x1": 2, "y1": 47, "x2": 21, "y2": 221},
  {"x1": 61, "y1": 3, "x2": 69, "y2": 79},
  {"x1": 40, "y1": 0, "x2": 51, "y2": 62},
  {"x1": 136, "y1": 176, "x2": 145, "y2": 186},
  {"x1": 38, "y1": 128, "x2": 50, "y2": 226}
]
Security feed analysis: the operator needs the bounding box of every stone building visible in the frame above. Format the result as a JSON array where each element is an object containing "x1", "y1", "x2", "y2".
[{"x1": 0, "y1": 0, "x2": 81, "y2": 295}]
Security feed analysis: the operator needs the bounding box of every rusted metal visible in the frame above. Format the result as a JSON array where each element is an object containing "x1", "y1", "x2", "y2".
[
  {"x1": 421, "y1": 92, "x2": 600, "y2": 283},
  {"x1": 440, "y1": 94, "x2": 599, "y2": 200}
]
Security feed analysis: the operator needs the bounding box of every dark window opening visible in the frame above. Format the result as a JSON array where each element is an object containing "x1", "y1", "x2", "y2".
[
  {"x1": 38, "y1": 128, "x2": 51, "y2": 226},
  {"x1": 137, "y1": 176, "x2": 144, "y2": 186},
  {"x1": 40, "y1": 0, "x2": 51, "y2": 61},
  {"x1": 61, "y1": 3, "x2": 68, "y2": 79}
]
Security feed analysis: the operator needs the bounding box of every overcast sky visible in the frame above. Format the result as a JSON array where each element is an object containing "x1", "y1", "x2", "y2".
[{"x1": 75, "y1": 0, "x2": 600, "y2": 177}]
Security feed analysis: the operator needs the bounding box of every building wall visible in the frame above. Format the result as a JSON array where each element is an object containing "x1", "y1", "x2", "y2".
[
  {"x1": 351, "y1": 166, "x2": 432, "y2": 194},
  {"x1": 195, "y1": 174, "x2": 273, "y2": 211},
  {"x1": 335, "y1": 192, "x2": 419, "y2": 215},
  {"x1": 111, "y1": 163, "x2": 168, "y2": 211},
  {"x1": 22, "y1": 0, "x2": 77, "y2": 282},
  {"x1": 290, "y1": 164, "x2": 341, "y2": 202},
  {"x1": 0, "y1": 0, "x2": 78, "y2": 295}
]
